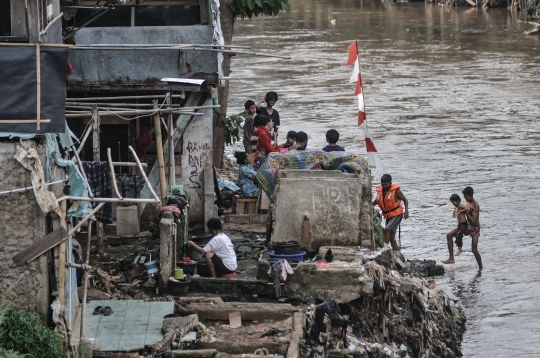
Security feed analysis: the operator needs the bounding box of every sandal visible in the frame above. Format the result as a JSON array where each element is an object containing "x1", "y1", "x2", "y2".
[
  {"x1": 102, "y1": 306, "x2": 114, "y2": 316},
  {"x1": 92, "y1": 306, "x2": 103, "y2": 315}
]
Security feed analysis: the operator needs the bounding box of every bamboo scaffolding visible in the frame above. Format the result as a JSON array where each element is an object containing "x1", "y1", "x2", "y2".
[
  {"x1": 65, "y1": 111, "x2": 202, "y2": 118},
  {"x1": 152, "y1": 100, "x2": 168, "y2": 203},
  {"x1": 67, "y1": 94, "x2": 187, "y2": 101},
  {"x1": 128, "y1": 145, "x2": 161, "y2": 203}
]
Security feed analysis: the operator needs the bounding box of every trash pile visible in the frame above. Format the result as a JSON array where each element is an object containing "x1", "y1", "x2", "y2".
[{"x1": 300, "y1": 250, "x2": 466, "y2": 358}]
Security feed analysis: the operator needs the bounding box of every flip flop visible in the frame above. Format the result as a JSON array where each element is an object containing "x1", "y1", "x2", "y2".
[
  {"x1": 102, "y1": 306, "x2": 114, "y2": 316},
  {"x1": 92, "y1": 306, "x2": 103, "y2": 315}
]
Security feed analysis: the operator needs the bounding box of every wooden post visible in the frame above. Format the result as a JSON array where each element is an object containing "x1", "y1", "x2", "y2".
[
  {"x1": 153, "y1": 100, "x2": 168, "y2": 203},
  {"x1": 80, "y1": 222, "x2": 92, "y2": 339},
  {"x1": 58, "y1": 200, "x2": 67, "y2": 307},
  {"x1": 167, "y1": 93, "x2": 175, "y2": 192},
  {"x1": 92, "y1": 107, "x2": 105, "y2": 256}
]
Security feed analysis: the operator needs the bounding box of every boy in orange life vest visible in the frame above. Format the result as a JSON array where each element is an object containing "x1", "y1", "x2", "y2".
[{"x1": 372, "y1": 174, "x2": 409, "y2": 251}]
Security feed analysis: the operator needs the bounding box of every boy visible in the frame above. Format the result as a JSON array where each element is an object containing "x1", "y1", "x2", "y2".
[
  {"x1": 255, "y1": 115, "x2": 279, "y2": 155},
  {"x1": 256, "y1": 91, "x2": 280, "y2": 142},
  {"x1": 459, "y1": 187, "x2": 483, "y2": 269},
  {"x1": 279, "y1": 131, "x2": 297, "y2": 149},
  {"x1": 442, "y1": 194, "x2": 467, "y2": 264},
  {"x1": 372, "y1": 174, "x2": 409, "y2": 251},
  {"x1": 255, "y1": 147, "x2": 267, "y2": 169},
  {"x1": 242, "y1": 100, "x2": 257, "y2": 153},
  {"x1": 291, "y1": 131, "x2": 308, "y2": 150},
  {"x1": 322, "y1": 129, "x2": 345, "y2": 152}
]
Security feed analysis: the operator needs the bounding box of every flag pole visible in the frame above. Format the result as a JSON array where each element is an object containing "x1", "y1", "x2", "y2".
[{"x1": 355, "y1": 40, "x2": 367, "y2": 131}]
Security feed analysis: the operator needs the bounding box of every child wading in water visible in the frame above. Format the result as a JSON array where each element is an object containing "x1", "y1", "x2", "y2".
[{"x1": 442, "y1": 194, "x2": 467, "y2": 264}]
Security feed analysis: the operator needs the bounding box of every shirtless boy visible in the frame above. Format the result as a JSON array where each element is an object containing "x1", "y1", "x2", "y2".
[
  {"x1": 444, "y1": 187, "x2": 483, "y2": 269},
  {"x1": 442, "y1": 194, "x2": 467, "y2": 264}
]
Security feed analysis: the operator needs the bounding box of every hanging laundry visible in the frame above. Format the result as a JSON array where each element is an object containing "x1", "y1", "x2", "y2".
[
  {"x1": 267, "y1": 259, "x2": 294, "y2": 298},
  {"x1": 82, "y1": 161, "x2": 113, "y2": 224}
]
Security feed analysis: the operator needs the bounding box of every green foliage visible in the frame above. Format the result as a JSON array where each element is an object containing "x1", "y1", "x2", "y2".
[
  {"x1": 373, "y1": 214, "x2": 385, "y2": 249},
  {"x1": 0, "y1": 308, "x2": 67, "y2": 358},
  {"x1": 233, "y1": 0, "x2": 290, "y2": 19},
  {"x1": 224, "y1": 112, "x2": 246, "y2": 146},
  {"x1": 0, "y1": 348, "x2": 28, "y2": 358}
]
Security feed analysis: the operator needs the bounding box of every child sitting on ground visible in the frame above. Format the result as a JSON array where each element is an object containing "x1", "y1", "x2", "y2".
[
  {"x1": 279, "y1": 131, "x2": 297, "y2": 149},
  {"x1": 322, "y1": 129, "x2": 345, "y2": 152},
  {"x1": 234, "y1": 151, "x2": 259, "y2": 198}
]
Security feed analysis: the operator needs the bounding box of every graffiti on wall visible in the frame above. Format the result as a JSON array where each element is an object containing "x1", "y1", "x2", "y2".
[{"x1": 186, "y1": 141, "x2": 211, "y2": 189}]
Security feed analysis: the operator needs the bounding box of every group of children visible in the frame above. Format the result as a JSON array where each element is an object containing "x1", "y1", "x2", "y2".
[
  {"x1": 242, "y1": 92, "x2": 346, "y2": 156},
  {"x1": 233, "y1": 92, "x2": 348, "y2": 199}
]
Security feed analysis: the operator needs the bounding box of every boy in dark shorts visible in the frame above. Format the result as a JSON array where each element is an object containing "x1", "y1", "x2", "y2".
[
  {"x1": 442, "y1": 194, "x2": 467, "y2": 264},
  {"x1": 187, "y1": 219, "x2": 237, "y2": 277}
]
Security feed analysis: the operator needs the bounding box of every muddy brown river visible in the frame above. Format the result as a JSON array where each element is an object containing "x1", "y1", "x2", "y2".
[{"x1": 227, "y1": 0, "x2": 540, "y2": 356}]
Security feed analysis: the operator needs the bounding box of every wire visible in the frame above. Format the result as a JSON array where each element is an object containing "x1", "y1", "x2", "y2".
[{"x1": 96, "y1": 94, "x2": 169, "y2": 121}]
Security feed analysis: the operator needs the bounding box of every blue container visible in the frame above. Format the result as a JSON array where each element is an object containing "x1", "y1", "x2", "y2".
[{"x1": 268, "y1": 251, "x2": 306, "y2": 262}]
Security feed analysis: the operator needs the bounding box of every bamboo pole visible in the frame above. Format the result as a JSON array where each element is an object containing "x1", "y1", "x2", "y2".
[
  {"x1": 127, "y1": 146, "x2": 161, "y2": 203},
  {"x1": 168, "y1": 93, "x2": 175, "y2": 192},
  {"x1": 58, "y1": 200, "x2": 67, "y2": 307},
  {"x1": 36, "y1": 44, "x2": 41, "y2": 131},
  {"x1": 60, "y1": 197, "x2": 159, "y2": 203},
  {"x1": 0, "y1": 43, "x2": 72, "y2": 47},
  {"x1": 65, "y1": 111, "x2": 202, "y2": 118},
  {"x1": 92, "y1": 108, "x2": 105, "y2": 257},
  {"x1": 0, "y1": 179, "x2": 65, "y2": 196},
  {"x1": 107, "y1": 148, "x2": 122, "y2": 199},
  {"x1": 40, "y1": 12, "x2": 64, "y2": 36},
  {"x1": 153, "y1": 100, "x2": 168, "y2": 203},
  {"x1": 75, "y1": 117, "x2": 94, "y2": 155},
  {"x1": 67, "y1": 94, "x2": 189, "y2": 101},
  {"x1": 112, "y1": 162, "x2": 147, "y2": 167},
  {"x1": 0, "y1": 119, "x2": 51, "y2": 124},
  {"x1": 80, "y1": 221, "x2": 92, "y2": 339}
]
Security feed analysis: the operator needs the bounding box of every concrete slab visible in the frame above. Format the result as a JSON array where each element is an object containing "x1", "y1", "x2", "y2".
[
  {"x1": 116, "y1": 206, "x2": 140, "y2": 236},
  {"x1": 86, "y1": 300, "x2": 174, "y2": 352}
]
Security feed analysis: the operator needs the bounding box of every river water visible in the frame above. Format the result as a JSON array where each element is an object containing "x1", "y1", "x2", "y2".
[{"x1": 226, "y1": 1, "x2": 540, "y2": 356}]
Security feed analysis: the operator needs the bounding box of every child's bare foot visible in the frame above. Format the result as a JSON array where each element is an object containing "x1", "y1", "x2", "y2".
[
  {"x1": 455, "y1": 248, "x2": 463, "y2": 256},
  {"x1": 442, "y1": 258, "x2": 455, "y2": 264}
]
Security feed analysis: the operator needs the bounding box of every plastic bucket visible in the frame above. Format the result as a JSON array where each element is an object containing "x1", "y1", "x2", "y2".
[
  {"x1": 144, "y1": 260, "x2": 159, "y2": 275},
  {"x1": 173, "y1": 268, "x2": 184, "y2": 280},
  {"x1": 168, "y1": 277, "x2": 191, "y2": 296}
]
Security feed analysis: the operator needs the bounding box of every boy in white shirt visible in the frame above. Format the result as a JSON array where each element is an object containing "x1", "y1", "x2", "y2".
[{"x1": 187, "y1": 219, "x2": 237, "y2": 277}]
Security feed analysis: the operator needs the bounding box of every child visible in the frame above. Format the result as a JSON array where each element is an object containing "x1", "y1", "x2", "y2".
[
  {"x1": 442, "y1": 194, "x2": 468, "y2": 264},
  {"x1": 322, "y1": 129, "x2": 345, "y2": 152},
  {"x1": 279, "y1": 131, "x2": 297, "y2": 149},
  {"x1": 242, "y1": 100, "x2": 257, "y2": 153},
  {"x1": 291, "y1": 131, "x2": 308, "y2": 150},
  {"x1": 234, "y1": 151, "x2": 259, "y2": 198},
  {"x1": 256, "y1": 92, "x2": 280, "y2": 143},
  {"x1": 254, "y1": 115, "x2": 279, "y2": 155},
  {"x1": 255, "y1": 147, "x2": 267, "y2": 169}
]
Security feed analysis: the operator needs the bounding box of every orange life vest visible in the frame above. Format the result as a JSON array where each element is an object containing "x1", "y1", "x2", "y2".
[{"x1": 375, "y1": 184, "x2": 404, "y2": 219}]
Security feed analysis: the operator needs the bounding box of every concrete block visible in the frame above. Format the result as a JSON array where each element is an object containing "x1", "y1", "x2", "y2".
[{"x1": 116, "y1": 206, "x2": 140, "y2": 236}]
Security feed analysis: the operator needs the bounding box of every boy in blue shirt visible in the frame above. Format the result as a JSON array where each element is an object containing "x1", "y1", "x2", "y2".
[{"x1": 322, "y1": 129, "x2": 345, "y2": 152}]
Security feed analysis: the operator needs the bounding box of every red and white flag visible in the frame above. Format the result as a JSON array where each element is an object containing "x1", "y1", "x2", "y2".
[
  {"x1": 364, "y1": 124, "x2": 384, "y2": 171},
  {"x1": 347, "y1": 41, "x2": 366, "y2": 126}
]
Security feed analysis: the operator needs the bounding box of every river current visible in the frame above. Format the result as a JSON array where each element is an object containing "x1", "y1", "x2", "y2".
[{"x1": 226, "y1": 0, "x2": 540, "y2": 356}]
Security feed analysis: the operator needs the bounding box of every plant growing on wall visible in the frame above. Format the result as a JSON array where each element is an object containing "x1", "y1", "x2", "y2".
[
  {"x1": 224, "y1": 112, "x2": 246, "y2": 145},
  {"x1": 233, "y1": 0, "x2": 291, "y2": 18}
]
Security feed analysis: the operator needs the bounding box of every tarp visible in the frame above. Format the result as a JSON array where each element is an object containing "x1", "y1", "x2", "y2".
[{"x1": 0, "y1": 46, "x2": 67, "y2": 133}]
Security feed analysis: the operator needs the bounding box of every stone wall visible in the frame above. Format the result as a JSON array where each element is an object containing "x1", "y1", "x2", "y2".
[
  {"x1": 271, "y1": 170, "x2": 372, "y2": 251},
  {"x1": 0, "y1": 141, "x2": 49, "y2": 318}
]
